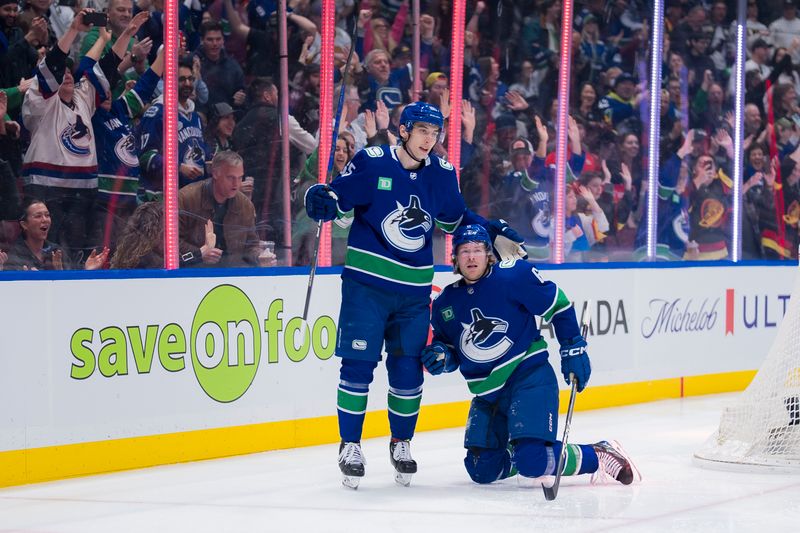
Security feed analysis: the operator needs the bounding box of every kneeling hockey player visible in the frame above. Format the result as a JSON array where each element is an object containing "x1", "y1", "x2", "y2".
[{"x1": 422, "y1": 224, "x2": 641, "y2": 488}]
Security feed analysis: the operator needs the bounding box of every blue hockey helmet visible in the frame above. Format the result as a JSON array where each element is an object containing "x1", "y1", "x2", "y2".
[
  {"x1": 400, "y1": 102, "x2": 444, "y2": 131},
  {"x1": 452, "y1": 224, "x2": 492, "y2": 255}
]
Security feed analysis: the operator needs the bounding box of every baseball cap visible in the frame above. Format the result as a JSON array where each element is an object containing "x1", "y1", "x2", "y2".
[
  {"x1": 510, "y1": 137, "x2": 533, "y2": 155},
  {"x1": 393, "y1": 44, "x2": 411, "y2": 60},
  {"x1": 425, "y1": 71, "x2": 448, "y2": 89},
  {"x1": 495, "y1": 113, "x2": 517, "y2": 131},
  {"x1": 211, "y1": 102, "x2": 235, "y2": 118},
  {"x1": 614, "y1": 72, "x2": 635, "y2": 87}
]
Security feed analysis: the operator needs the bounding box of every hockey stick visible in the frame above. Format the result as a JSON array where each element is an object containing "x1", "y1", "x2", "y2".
[
  {"x1": 299, "y1": 9, "x2": 359, "y2": 343},
  {"x1": 543, "y1": 300, "x2": 591, "y2": 501}
]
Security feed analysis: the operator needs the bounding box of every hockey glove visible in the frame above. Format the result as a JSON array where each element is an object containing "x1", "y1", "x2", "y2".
[
  {"x1": 559, "y1": 336, "x2": 591, "y2": 392},
  {"x1": 420, "y1": 341, "x2": 457, "y2": 375},
  {"x1": 304, "y1": 184, "x2": 339, "y2": 221},
  {"x1": 486, "y1": 219, "x2": 528, "y2": 261}
]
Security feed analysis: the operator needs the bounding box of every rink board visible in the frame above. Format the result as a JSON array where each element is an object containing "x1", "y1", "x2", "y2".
[{"x1": 0, "y1": 264, "x2": 795, "y2": 487}]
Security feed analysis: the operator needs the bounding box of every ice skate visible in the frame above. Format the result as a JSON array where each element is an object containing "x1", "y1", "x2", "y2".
[
  {"x1": 389, "y1": 439, "x2": 417, "y2": 486},
  {"x1": 338, "y1": 441, "x2": 365, "y2": 489},
  {"x1": 591, "y1": 440, "x2": 642, "y2": 485}
]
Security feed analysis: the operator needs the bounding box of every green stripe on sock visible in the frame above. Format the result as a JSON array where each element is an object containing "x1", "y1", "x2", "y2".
[
  {"x1": 338, "y1": 388, "x2": 368, "y2": 414},
  {"x1": 562, "y1": 444, "x2": 582, "y2": 476},
  {"x1": 387, "y1": 392, "x2": 421, "y2": 416}
]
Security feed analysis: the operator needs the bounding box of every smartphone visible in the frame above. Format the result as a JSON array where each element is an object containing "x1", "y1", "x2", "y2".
[{"x1": 83, "y1": 12, "x2": 108, "y2": 27}]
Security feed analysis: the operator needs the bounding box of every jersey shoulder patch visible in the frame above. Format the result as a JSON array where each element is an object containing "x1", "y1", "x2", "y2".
[
  {"x1": 364, "y1": 146, "x2": 384, "y2": 158},
  {"x1": 143, "y1": 104, "x2": 160, "y2": 119},
  {"x1": 436, "y1": 156, "x2": 454, "y2": 171}
]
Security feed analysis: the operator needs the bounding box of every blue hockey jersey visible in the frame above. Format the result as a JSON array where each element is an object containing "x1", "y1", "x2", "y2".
[
  {"x1": 137, "y1": 96, "x2": 209, "y2": 196},
  {"x1": 330, "y1": 144, "x2": 476, "y2": 296},
  {"x1": 431, "y1": 260, "x2": 580, "y2": 401},
  {"x1": 92, "y1": 68, "x2": 160, "y2": 206}
]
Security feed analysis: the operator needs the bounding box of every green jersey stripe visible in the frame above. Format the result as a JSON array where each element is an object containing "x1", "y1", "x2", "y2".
[
  {"x1": 466, "y1": 338, "x2": 548, "y2": 396},
  {"x1": 346, "y1": 247, "x2": 434, "y2": 286},
  {"x1": 541, "y1": 288, "x2": 571, "y2": 322}
]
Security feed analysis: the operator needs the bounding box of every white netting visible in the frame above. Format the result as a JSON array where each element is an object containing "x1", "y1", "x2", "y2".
[{"x1": 694, "y1": 265, "x2": 800, "y2": 471}]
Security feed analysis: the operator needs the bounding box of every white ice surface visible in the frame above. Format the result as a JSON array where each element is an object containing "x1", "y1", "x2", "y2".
[{"x1": 2, "y1": 393, "x2": 800, "y2": 533}]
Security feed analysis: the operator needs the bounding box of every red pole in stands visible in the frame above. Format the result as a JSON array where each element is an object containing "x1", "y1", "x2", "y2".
[
  {"x1": 163, "y1": 0, "x2": 179, "y2": 269},
  {"x1": 445, "y1": 0, "x2": 466, "y2": 262},
  {"x1": 317, "y1": 0, "x2": 335, "y2": 267},
  {"x1": 552, "y1": 0, "x2": 575, "y2": 265}
]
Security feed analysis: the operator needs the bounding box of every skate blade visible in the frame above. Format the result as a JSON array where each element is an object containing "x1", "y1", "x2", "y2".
[
  {"x1": 342, "y1": 475, "x2": 361, "y2": 490},
  {"x1": 394, "y1": 471, "x2": 413, "y2": 487}
]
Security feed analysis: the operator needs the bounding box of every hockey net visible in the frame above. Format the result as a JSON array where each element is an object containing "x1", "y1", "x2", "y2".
[{"x1": 694, "y1": 266, "x2": 800, "y2": 471}]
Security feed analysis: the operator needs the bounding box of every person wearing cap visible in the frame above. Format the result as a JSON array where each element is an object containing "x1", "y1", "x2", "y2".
[
  {"x1": 597, "y1": 72, "x2": 638, "y2": 127},
  {"x1": 769, "y1": 1, "x2": 800, "y2": 62},
  {"x1": 746, "y1": 39, "x2": 772, "y2": 79},
  {"x1": 391, "y1": 44, "x2": 411, "y2": 70},
  {"x1": 204, "y1": 101, "x2": 237, "y2": 157},
  {"x1": 422, "y1": 224, "x2": 640, "y2": 487},
  {"x1": 423, "y1": 71, "x2": 448, "y2": 108},
  {"x1": 91, "y1": 39, "x2": 165, "y2": 252},
  {"x1": 580, "y1": 13, "x2": 615, "y2": 84}
]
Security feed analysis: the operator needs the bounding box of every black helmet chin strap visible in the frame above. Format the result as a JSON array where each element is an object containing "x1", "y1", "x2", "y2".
[
  {"x1": 402, "y1": 141, "x2": 425, "y2": 164},
  {"x1": 400, "y1": 128, "x2": 426, "y2": 167}
]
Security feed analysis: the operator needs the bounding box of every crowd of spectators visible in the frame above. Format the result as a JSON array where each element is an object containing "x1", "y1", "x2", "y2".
[{"x1": 2, "y1": 0, "x2": 800, "y2": 272}]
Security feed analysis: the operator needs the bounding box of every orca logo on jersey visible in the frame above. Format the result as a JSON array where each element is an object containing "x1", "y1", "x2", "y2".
[
  {"x1": 115, "y1": 134, "x2": 139, "y2": 167},
  {"x1": 380, "y1": 195, "x2": 432, "y2": 252},
  {"x1": 532, "y1": 200, "x2": 551, "y2": 238},
  {"x1": 60, "y1": 116, "x2": 92, "y2": 156},
  {"x1": 459, "y1": 308, "x2": 513, "y2": 363},
  {"x1": 183, "y1": 139, "x2": 206, "y2": 167}
]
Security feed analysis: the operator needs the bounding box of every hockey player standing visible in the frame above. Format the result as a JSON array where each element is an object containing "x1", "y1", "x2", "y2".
[
  {"x1": 422, "y1": 225, "x2": 641, "y2": 488},
  {"x1": 305, "y1": 102, "x2": 526, "y2": 488}
]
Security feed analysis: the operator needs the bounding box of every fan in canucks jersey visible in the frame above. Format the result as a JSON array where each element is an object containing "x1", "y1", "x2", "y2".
[
  {"x1": 304, "y1": 102, "x2": 526, "y2": 489},
  {"x1": 423, "y1": 225, "x2": 640, "y2": 488}
]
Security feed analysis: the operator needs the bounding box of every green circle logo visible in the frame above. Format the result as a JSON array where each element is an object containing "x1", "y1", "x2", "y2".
[{"x1": 191, "y1": 285, "x2": 261, "y2": 402}]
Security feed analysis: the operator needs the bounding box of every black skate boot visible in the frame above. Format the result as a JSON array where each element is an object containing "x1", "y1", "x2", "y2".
[
  {"x1": 389, "y1": 438, "x2": 417, "y2": 487},
  {"x1": 591, "y1": 440, "x2": 642, "y2": 485},
  {"x1": 338, "y1": 441, "x2": 366, "y2": 489}
]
